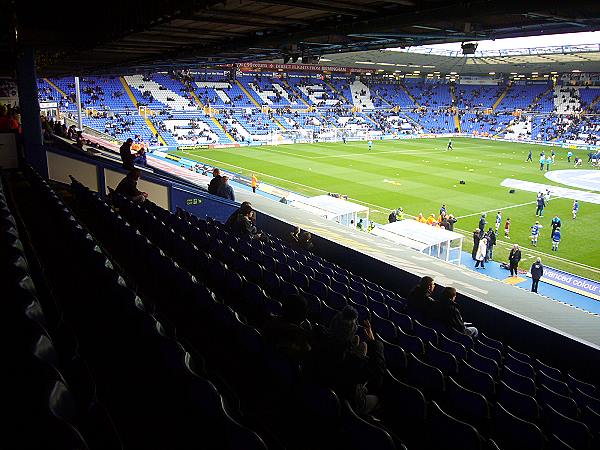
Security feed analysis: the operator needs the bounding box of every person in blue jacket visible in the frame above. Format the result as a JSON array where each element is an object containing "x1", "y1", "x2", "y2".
[{"x1": 552, "y1": 227, "x2": 561, "y2": 251}]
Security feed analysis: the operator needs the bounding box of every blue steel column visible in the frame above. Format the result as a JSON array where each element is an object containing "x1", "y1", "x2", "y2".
[{"x1": 16, "y1": 47, "x2": 47, "y2": 176}]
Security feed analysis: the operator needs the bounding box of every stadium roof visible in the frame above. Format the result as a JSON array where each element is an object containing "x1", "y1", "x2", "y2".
[{"x1": 2, "y1": 1, "x2": 600, "y2": 77}]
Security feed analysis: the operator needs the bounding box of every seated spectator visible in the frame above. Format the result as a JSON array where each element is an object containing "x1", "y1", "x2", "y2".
[
  {"x1": 288, "y1": 226, "x2": 301, "y2": 247},
  {"x1": 0, "y1": 104, "x2": 20, "y2": 132},
  {"x1": 406, "y1": 276, "x2": 438, "y2": 319},
  {"x1": 133, "y1": 146, "x2": 147, "y2": 167},
  {"x1": 216, "y1": 175, "x2": 235, "y2": 201},
  {"x1": 311, "y1": 306, "x2": 385, "y2": 416},
  {"x1": 298, "y1": 231, "x2": 314, "y2": 252},
  {"x1": 225, "y1": 201, "x2": 252, "y2": 229},
  {"x1": 436, "y1": 287, "x2": 478, "y2": 337},
  {"x1": 230, "y1": 202, "x2": 261, "y2": 238},
  {"x1": 207, "y1": 168, "x2": 222, "y2": 195},
  {"x1": 263, "y1": 294, "x2": 312, "y2": 361},
  {"x1": 115, "y1": 169, "x2": 147, "y2": 203}
]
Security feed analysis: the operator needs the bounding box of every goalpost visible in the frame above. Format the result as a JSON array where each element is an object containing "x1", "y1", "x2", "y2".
[{"x1": 270, "y1": 127, "x2": 373, "y2": 145}]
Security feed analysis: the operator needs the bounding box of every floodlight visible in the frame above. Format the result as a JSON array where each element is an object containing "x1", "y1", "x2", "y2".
[{"x1": 461, "y1": 42, "x2": 478, "y2": 55}]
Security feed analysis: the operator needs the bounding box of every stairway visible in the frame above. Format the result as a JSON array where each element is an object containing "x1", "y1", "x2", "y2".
[
  {"x1": 350, "y1": 80, "x2": 374, "y2": 109},
  {"x1": 492, "y1": 84, "x2": 512, "y2": 111}
]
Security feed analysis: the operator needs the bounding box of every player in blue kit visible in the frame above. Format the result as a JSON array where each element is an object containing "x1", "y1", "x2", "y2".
[
  {"x1": 368, "y1": 140, "x2": 373, "y2": 151},
  {"x1": 552, "y1": 227, "x2": 561, "y2": 251},
  {"x1": 447, "y1": 139, "x2": 453, "y2": 151},
  {"x1": 530, "y1": 221, "x2": 542, "y2": 246},
  {"x1": 572, "y1": 200, "x2": 579, "y2": 219},
  {"x1": 495, "y1": 211, "x2": 502, "y2": 233}
]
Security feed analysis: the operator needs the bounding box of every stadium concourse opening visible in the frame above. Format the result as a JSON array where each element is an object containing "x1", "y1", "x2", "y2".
[{"x1": 4, "y1": 1, "x2": 600, "y2": 447}]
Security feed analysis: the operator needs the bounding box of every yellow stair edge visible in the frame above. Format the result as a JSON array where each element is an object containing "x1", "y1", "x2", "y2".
[
  {"x1": 211, "y1": 116, "x2": 237, "y2": 143},
  {"x1": 492, "y1": 84, "x2": 511, "y2": 111},
  {"x1": 44, "y1": 78, "x2": 67, "y2": 98},
  {"x1": 235, "y1": 80, "x2": 261, "y2": 107},
  {"x1": 450, "y1": 84, "x2": 461, "y2": 133},
  {"x1": 283, "y1": 80, "x2": 311, "y2": 107},
  {"x1": 119, "y1": 77, "x2": 167, "y2": 147},
  {"x1": 190, "y1": 90, "x2": 204, "y2": 107},
  {"x1": 400, "y1": 83, "x2": 419, "y2": 107}
]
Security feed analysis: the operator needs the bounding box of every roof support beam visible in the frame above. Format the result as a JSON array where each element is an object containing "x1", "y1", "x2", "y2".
[{"x1": 254, "y1": 0, "x2": 378, "y2": 15}]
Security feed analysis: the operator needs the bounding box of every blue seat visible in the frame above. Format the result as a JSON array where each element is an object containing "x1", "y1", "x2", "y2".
[
  {"x1": 304, "y1": 293, "x2": 322, "y2": 322},
  {"x1": 389, "y1": 308, "x2": 413, "y2": 332},
  {"x1": 309, "y1": 279, "x2": 329, "y2": 299},
  {"x1": 406, "y1": 353, "x2": 445, "y2": 398},
  {"x1": 573, "y1": 387, "x2": 600, "y2": 413},
  {"x1": 444, "y1": 377, "x2": 490, "y2": 432},
  {"x1": 319, "y1": 302, "x2": 338, "y2": 327},
  {"x1": 275, "y1": 262, "x2": 292, "y2": 280},
  {"x1": 326, "y1": 290, "x2": 347, "y2": 311},
  {"x1": 366, "y1": 287, "x2": 386, "y2": 305},
  {"x1": 538, "y1": 384, "x2": 579, "y2": 419},
  {"x1": 448, "y1": 329, "x2": 474, "y2": 350},
  {"x1": 349, "y1": 279, "x2": 366, "y2": 293},
  {"x1": 371, "y1": 312, "x2": 397, "y2": 342},
  {"x1": 291, "y1": 268, "x2": 310, "y2": 291},
  {"x1": 567, "y1": 373, "x2": 597, "y2": 398},
  {"x1": 534, "y1": 359, "x2": 562, "y2": 381},
  {"x1": 314, "y1": 270, "x2": 331, "y2": 286},
  {"x1": 493, "y1": 403, "x2": 545, "y2": 450},
  {"x1": 459, "y1": 360, "x2": 496, "y2": 398},
  {"x1": 580, "y1": 406, "x2": 600, "y2": 440},
  {"x1": 245, "y1": 262, "x2": 264, "y2": 284},
  {"x1": 543, "y1": 404, "x2": 592, "y2": 450},
  {"x1": 507, "y1": 345, "x2": 532, "y2": 364},
  {"x1": 428, "y1": 400, "x2": 484, "y2": 450},
  {"x1": 413, "y1": 320, "x2": 438, "y2": 346},
  {"x1": 505, "y1": 353, "x2": 535, "y2": 379},
  {"x1": 468, "y1": 349, "x2": 499, "y2": 379},
  {"x1": 478, "y1": 333, "x2": 504, "y2": 352},
  {"x1": 340, "y1": 400, "x2": 396, "y2": 450},
  {"x1": 549, "y1": 434, "x2": 577, "y2": 450},
  {"x1": 503, "y1": 366, "x2": 536, "y2": 397},
  {"x1": 279, "y1": 280, "x2": 299, "y2": 298},
  {"x1": 427, "y1": 342, "x2": 458, "y2": 376},
  {"x1": 298, "y1": 265, "x2": 315, "y2": 279},
  {"x1": 369, "y1": 300, "x2": 389, "y2": 319},
  {"x1": 330, "y1": 278, "x2": 349, "y2": 296},
  {"x1": 438, "y1": 333, "x2": 467, "y2": 361},
  {"x1": 397, "y1": 328, "x2": 425, "y2": 357},
  {"x1": 349, "y1": 288, "x2": 369, "y2": 306},
  {"x1": 496, "y1": 380, "x2": 540, "y2": 422},
  {"x1": 381, "y1": 339, "x2": 407, "y2": 377},
  {"x1": 263, "y1": 270, "x2": 281, "y2": 294},
  {"x1": 538, "y1": 370, "x2": 570, "y2": 397},
  {"x1": 348, "y1": 300, "x2": 370, "y2": 322},
  {"x1": 473, "y1": 340, "x2": 502, "y2": 366}
]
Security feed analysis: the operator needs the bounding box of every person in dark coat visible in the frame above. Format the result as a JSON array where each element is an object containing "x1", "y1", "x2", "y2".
[
  {"x1": 263, "y1": 294, "x2": 312, "y2": 361},
  {"x1": 471, "y1": 229, "x2": 481, "y2": 260},
  {"x1": 478, "y1": 214, "x2": 487, "y2": 234},
  {"x1": 310, "y1": 306, "x2": 386, "y2": 416},
  {"x1": 119, "y1": 138, "x2": 134, "y2": 170},
  {"x1": 485, "y1": 228, "x2": 496, "y2": 261},
  {"x1": 508, "y1": 244, "x2": 522, "y2": 277},
  {"x1": 216, "y1": 175, "x2": 235, "y2": 201},
  {"x1": 388, "y1": 210, "x2": 397, "y2": 223},
  {"x1": 230, "y1": 202, "x2": 260, "y2": 238},
  {"x1": 406, "y1": 276, "x2": 438, "y2": 320},
  {"x1": 207, "y1": 168, "x2": 222, "y2": 195},
  {"x1": 530, "y1": 257, "x2": 544, "y2": 293},
  {"x1": 446, "y1": 214, "x2": 457, "y2": 231},
  {"x1": 115, "y1": 169, "x2": 147, "y2": 203},
  {"x1": 436, "y1": 287, "x2": 478, "y2": 337}
]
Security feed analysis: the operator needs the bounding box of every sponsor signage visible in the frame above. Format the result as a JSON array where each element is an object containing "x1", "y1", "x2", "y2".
[
  {"x1": 235, "y1": 62, "x2": 371, "y2": 74},
  {"x1": 541, "y1": 266, "x2": 600, "y2": 301}
]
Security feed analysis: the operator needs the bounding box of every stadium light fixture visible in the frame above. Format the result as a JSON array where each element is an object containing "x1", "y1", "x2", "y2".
[
  {"x1": 531, "y1": 72, "x2": 538, "y2": 74},
  {"x1": 377, "y1": 62, "x2": 395, "y2": 66},
  {"x1": 572, "y1": 69, "x2": 581, "y2": 73},
  {"x1": 449, "y1": 71, "x2": 457, "y2": 75},
  {"x1": 365, "y1": 72, "x2": 371, "y2": 75},
  {"x1": 550, "y1": 71, "x2": 557, "y2": 74},
  {"x1": 396, "y1": 64, "x2": 407, "y2": 67},
  {"x1": 355, "y1": 61, "x2": 373, "y2": 64},
  {"x1": 319, "y1": 58, "x2": 331, "y2": 62},
  {"x1": 488, "y1": 72, "x2": 495, "y2": 75}
]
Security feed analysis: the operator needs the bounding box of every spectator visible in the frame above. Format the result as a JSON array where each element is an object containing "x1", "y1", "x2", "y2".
[
  {"x1": 288, "y1": 226, "x2": 301, "y2": 247},
  {"x1": 298, "y1": 231, "x2": 314, "y2": 252},
  {"x1": 475, "y1": 237, "x2": 487, "y2": 269},
  {"x1": 225, "y1": 201, "x2": 252, "y2": 229},
  {"x1": 530, "y1": 257, "x2": 544, "y2": 293},
  {"x1": 406, "y1": 276, "x2": 437, "y2": 319},
  {"x1": 230, "y1": 202, "x2": 261, "y2": 238},
  {"x1": 115, "y1": 169, "x2": 147, "y2": 203},
  {"x1": 311, "y1": 306, "x2": 385, "y2": 415},
  {"x1": 437, "y1": 287, "x2": 478, "y2": 337},
  {"x1": 119, "y1": 138, "x2": 134, "y2": 170},
  {"x1": 0, "y1": 104, "x2": 20, "y2": 132},
  {"x1": 263, "y1": 294, "x2": 312, "y2": 361},
  {"x1": 216, "y1": 175, "x2": 235, "y2": 201},
  {"x1": 471, "y1": 229, "x2": 480, "y2": 261},
  {"x1": 133, "y1": 146, "x2": 147, "y2": 167},
  {"x1": 508, "y1": 244, "x2": 522, "y2": 277},
  {"x1": 207, "y1": 168, "x2": 222, "y2": 195}
]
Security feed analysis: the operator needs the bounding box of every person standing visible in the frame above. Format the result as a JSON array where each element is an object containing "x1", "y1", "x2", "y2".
[
  {"x1": 251, "y1": 174, "x2": 258, "y2": 193},
  {"x1": 475, "y1": 237, "x2": 487, "y2": 269},
  {"x1": 530, "y1": 221, "x2": 542, "y2": 246},
  {"x1": 495, "y1": 211, "x2": 502, "y2": 233},
  {"x1": 508, "y1": 244, "x2": 521, "y2": 277},
  {"x1": 119, "y1": 138, "x2": 135, "y2": 170},
  {"x1": 572, "y1": 200, "x2": 579, "y2": 219},
  {"x1": 485, "y1": 228, "x2": 496, "y2": 261},
  {"x1": 535, "y1": 195, "x2": 545, "y2": 217},
  {"x1": 447, "y1": 139, "x2": 453, "y2": 151},
  {"x1": 550, "y1": 215, "x2": 561, "y2": 238},
  {"x1": 526, "y1": 149, "x2": 532, "y2": 162},
  {"x1": 471, "y1": 229, "x2": 480, "y2": 260},
  {"x1": 530, "y1": 257, "x2": 544, "y2": 293},
  {"x1": 388, "y1": 210, "x2": 397, "y2": 223},
  {"x1": 552, "y1": 227, "x2": 561, "y2": 251},
  {"x1": 478, "y1": 214, "x2": 487, "y2": 234},
  {"x1": 208, "y1": 168, "x2": 223, "y2": 195},
  {"x1": 567, "y1": 150, "x2": 573, "y2": 163},
  {"x1": 368, "y1": 140, "x2": 373, "y2": 151},
  {"x1": 446, "y1": 214, "x2": 457, "y2": 231},
  {"x1": 539, "y1": 152, "x2": 545, "y2": 171},
  {"x1": 546, "y1": 155, "x2": 552, "y2": 171},
  {"x1": 504, "y1": 217, "x2": 511, "y2": 239}
]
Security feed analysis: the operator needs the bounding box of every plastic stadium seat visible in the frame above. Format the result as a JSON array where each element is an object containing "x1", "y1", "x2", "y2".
[
  {"x1": 389, "y1": 308, "x2": 413, "y2": 332},
  {"x1": 573, "y1": 388, "x2": 600, "y2": 414},
  {"x1": 493, "y1": 403, "x2": 545, "y2": 450},
  {"x1": 478, "y1": 333, "x2": 504, "y2": 352},
  {"x1": 543, "y1": 403, "x2": 592, "y2": 450},
  {"x1": 567, "y1": 374, "x2": 597, "y2": 398},
  {"x1": 371, "y1": 312, "x2": 397, "y2": 342},
  {"x1": 263, "y1": 270, "x2": 281, "y2": 294},
  {"x1": 369, "y1": 300, "x2": 389, "y2": 319},
  {"x1": 298, "y1": 264, "x2": 315, "y2": 280},
  {"x1": 293, "y1": 383, "x2": 342, "y2": 448},
  {"x1": 275, "y1": 263, "x2": 292, "y2": 280},
  {"x1": 427, "y1": 342, "x2": 458, "y2": 376},
  {"x1": 538, "y1": 370, "x2": 571, "y2": 397},
  {"x1": 412, "y1": 320, "x2": 438, "y2": 346},
  {"x1": 496, "y1": 380, "x2": 540, "y2": 423},
  {"x1": 581, "y1": 406, "x2": 600, "y2": 439},
  {"x1": 549, "y1": 434, "x2": 576, "y2": 450},
  {"x1": 444, "y1": 377, "x2": 491, "y2": 432},
  {"x1": 428, "y1": 400, "x2": 483, "y2": 450},
  {"x1": 459, "y1": 360, "x2": 496, "y2": 399},
  {"x1": 396, "y1": 328, "x2": 425, "y2": 357},
  {"x1": 438, "y1": 333, "x2": 467, "y2": 361},
  {"x1": 534, "y1": 358, "x2": 562, "y2": 381},
  {"x1": 406, "y1": 353, "x2": 445, "y2": 398},
  {"x1": 505, "y1": 353, "x2": 535, "y2": 379},
  {"x1": 502, "y1": 366, "x2": 536, "y2": 397},
  {"x1": 381, "y1": 339, "x2": 408, "y2": 377},
  {"x1": 348, "y1": 301, "x2": 371, "y2": 322},
  {"x1": 330, "y1": 278, "x2": 349, "y2": 297},
  {"x1": 340, "y1": 400, "x2": 397, "y2": 450},
  {"x1": 448, "y1": 329, "x2": 474, "y2": 350},
  {"x1": 309, "y1": 279, "x2": 330, "y2": 299},
  {"x1": 468, "y1": 349, "x2": 500, "y2": 379},
  {"x1": 538, "y1": 384, "x2": 580, "y2": 419},
  {"x1": 349, "y1": 288, "x2": 369, "y2": 306},
  {"x1": 349, "y1": 279, "x2": 366, "y2": 293},
  {"x1": 290, "y1": 268, "x2": 310, "y2": 291},
  {"x1": 326, "y1": 290, "x2": 348, "y2": 311},
  {"x1": 473, "y1": 340, "x2": 502, "y2": 366},
  {"x1": 319, "y1": 302, "x2": 338, "y2": 327},
  {"x1": 506, "y1": 345, "x2": 532, "y2": 364}
]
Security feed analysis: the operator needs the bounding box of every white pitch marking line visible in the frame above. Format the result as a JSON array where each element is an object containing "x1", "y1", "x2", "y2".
[{"x1": 455, "y1": 200, "x2": 539, "y2": 219}]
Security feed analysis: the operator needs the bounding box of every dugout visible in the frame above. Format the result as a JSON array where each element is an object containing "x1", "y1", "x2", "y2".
[
  {"x1": 289, "y1": 194, "x2": 369, "y2": 228},
  {"x1": 371, "y1": 219, "x2": 463, "y2": 265}
]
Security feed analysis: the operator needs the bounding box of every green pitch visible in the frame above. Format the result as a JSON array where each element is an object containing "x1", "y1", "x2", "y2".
[{"x1": 172, "y1": 138, "x2": 600, "y2": 281}]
